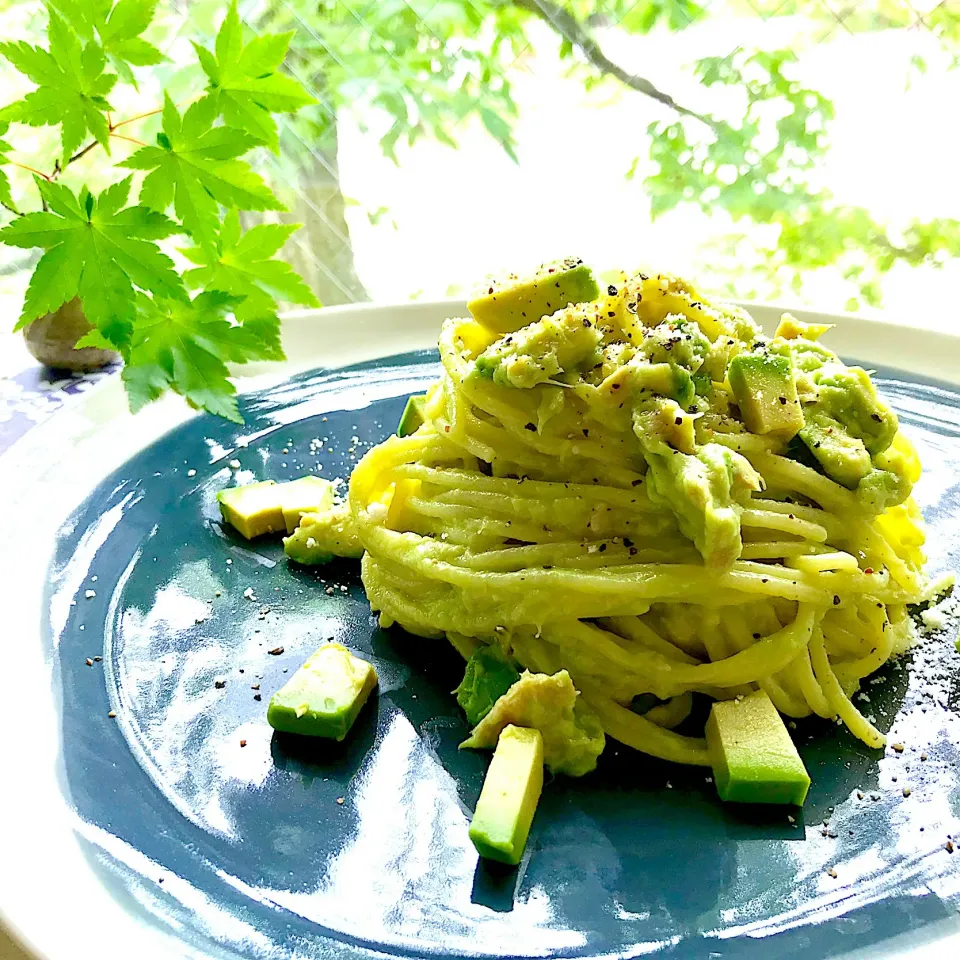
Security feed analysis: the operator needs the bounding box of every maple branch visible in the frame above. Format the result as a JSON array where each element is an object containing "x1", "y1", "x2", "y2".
[
  {"x1": 11, "y1": 160, "x2": 52, "y2": 181},
  {"x1": 47, "y1": 138, "x2": 106, "y2": 181},
  {"x1": 110, "y1": 132, "x2": 147, "y2": 146},
  {"x1": 508, "y1": 0, "x2": 723, "y2": 135},
  {"x1": 111, "y1": 106, "x2": 165, "y2": 130}
]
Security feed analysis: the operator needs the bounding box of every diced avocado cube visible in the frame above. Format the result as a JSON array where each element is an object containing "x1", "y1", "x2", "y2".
[
  {"x1": 728, "y1": 353, "x2": 804, "y2": 439},
  {"x1": 456, "y1": 645, "x2": 521, "y2": 727},
  {"x1": 705, "y1": 690, "x2": 811, "y2": 806},
  {"x1": 468, "y1": 259, "x2": 600, "y2": 334},
  {"x1": 217, "y1": 481, "x2": 285, "y2": 540},
  {"x1": 397, "y1": 394, "x2": 427, "y2": 437},
  {"x1": 469, "y1": 724, "x2": 544, "y2": 865},
  {"x1": 267, "y1": 642, "x2": 378, "y2": 740},
  {"x1": 799, "y1": 415, "x2": 872, "y2": 489},
  {"x1": 281, "y1": 476, "x2": 335, "y2": 534}
]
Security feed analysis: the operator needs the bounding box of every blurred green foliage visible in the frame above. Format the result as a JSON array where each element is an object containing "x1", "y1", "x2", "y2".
[{"x1": 253, "y1": 0, "x2": 960, "y2": 309}]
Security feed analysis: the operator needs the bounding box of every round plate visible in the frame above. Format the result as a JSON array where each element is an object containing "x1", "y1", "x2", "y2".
[{"x1": 2, "y1": 302, "x2": 960, "y2": 960}]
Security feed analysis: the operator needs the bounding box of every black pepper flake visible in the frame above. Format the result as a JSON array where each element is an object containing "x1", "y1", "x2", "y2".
[
  {"x1": 779, "y1": 396, "x2": 787, "y2": 405},
  {"x1": 215, "y1": 679, "x2": 227, "y2": 689},
  {"x1": 582, "y1": 428, "x2": 590, "y2": 437},
  {"x1": 607, "y1": 284, "x2": 617, "y2": 296},
  {"x1": 761, "y1": 578, "x2": 769, "y2": 584},
  {"x1": 623, "y1": 537, "x2": 634, "y2": 547},
  {"x1": 632, "y1": 479, "x2": 642, "y2": 487},
  {"x1": 611, "y1": 383, "x2": 621, "y2": 390},
  {"x1": 608, "y1": 311, "x2": 616, "y2": 318},
  {"x1": 524, "y1": 422, "x2": 537, "y2": 431},
  {"x1": 833, "y1": 595, "x2": 840, "y2": 605},
  {"x1": 599, "y1": 543, "x2": 607, "y2": 552},
  {"x1": 626, "y1": 301, "x2": 637, "y2": 314},
  {"x1": 268, "y1": 646, "x2": 285, "y2": 656},
  {"x1": 753, "y1": 633, "x2": 761, "y2": 640},
  {"x1": 871, "y1": 413, "x2": 883, "y2": 423},
  {"x1": 675, "y1": 416, "x2": 683, "y2": 425},
  {"x1": 254, "y1": 694, "x2": 262, "y2": 701},
  {"x1": 629, "y1": 547, "x2": 638, "y2": 556},
  {"x1": 582, "y1": 317, "x2": 591, "y2": 328}
]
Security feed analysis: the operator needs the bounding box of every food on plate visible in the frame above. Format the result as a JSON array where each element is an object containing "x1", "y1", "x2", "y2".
[
  {"x1": 219, "y1": 477, "x2": 334, "y2": 539},
  {"x1": 466, "y1": 258, "x2": 600, "y2": 334},
  {"x1": 397, "y1": 394, "x2": 428, "y2": 438},
  {"x1": 705, "y1": 690, "x2": 811, "y2": 805},
  {"x1": 280, "y1": 476, "x2": 335, "y2": 534},
  {"x1": 283, "y1": 502, "x2": 364, "y2": 564},
  {"x1": 217, "y1": 480, "x2": 288, "y2": 540},
  {"x1": 267, "y1": 642, "x2": 378, "y2": 740},
  {"x1": 468, "y1": 724, "x2": 544, "y2": 866},
  {"x1": 231, "y1": 260, "x2": 941, "y2": 848}
]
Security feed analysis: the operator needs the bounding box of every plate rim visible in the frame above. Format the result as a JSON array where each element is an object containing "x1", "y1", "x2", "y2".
[{"x1": 1, "y1": 298, "x2": 959, "y2": 960}]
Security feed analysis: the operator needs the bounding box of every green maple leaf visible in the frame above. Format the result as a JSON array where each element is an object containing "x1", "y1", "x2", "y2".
[
  {"x1": 122, "y1": 289, "x2": 286, "y2": 423},
  {"x1": 182, "y1": 208, "x2": 319, "y2": 319},
  {"x1": 46, "y1": 0, "x2": 164, "y2": 87},
  {"x1": 0, "y1": 122, "x2": 13, "y2": 211},
  {"x1": 0, "y1": 11, "x2": 116, "y2": 164},
  {"x1": 120, "y1": 94, "x2": 284, "y2": 252},
  {"x1": 193, "y1": 0, "x2": 316, "y2": 150},
  {"x1": 0, "y1": 176, "x2": 185, "y2": 345}
]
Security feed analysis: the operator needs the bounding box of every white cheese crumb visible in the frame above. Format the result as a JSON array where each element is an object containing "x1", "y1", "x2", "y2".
[
  {"x1": 85, "y1": 589, "x2": 96, "y2": 599},
  {"x1": 367, "y1": 502, "x2": 388, "y2": 522},
  {"x1": 229, "y1": 459, "x2": 241, "y2": 469},
  {"x1": 187, "y1": 469, "x2": 197, "y2": 478},
  {"x1": 306, "y1": 537, "x2": 317, "y2": 549},
  {"x1": 243, "y1": 587, "x2": 256, "y2": 601},
  {"x1": 921, "y1": 608, "x2": 947, "y2": 630}
]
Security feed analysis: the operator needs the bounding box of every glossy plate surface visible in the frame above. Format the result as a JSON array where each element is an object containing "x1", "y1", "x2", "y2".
[{"x1": 2, "y1": 302, "x2": 960, "y2": 960}]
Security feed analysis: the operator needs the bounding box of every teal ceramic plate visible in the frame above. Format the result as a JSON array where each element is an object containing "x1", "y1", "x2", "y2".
[{"x1": 1, "y1": 302, "x2": 959, "y2": 960}]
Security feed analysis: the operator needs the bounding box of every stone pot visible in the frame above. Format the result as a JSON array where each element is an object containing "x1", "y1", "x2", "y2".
[{"x1": 23, "y1": 297, "x2": 119, "y2": 372}]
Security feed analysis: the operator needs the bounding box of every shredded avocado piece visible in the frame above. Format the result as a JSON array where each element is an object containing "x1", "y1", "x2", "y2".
[
  {"x1": 456, "y1": 644, "x2": 521, "y2": 726},
  {"x1": 461, "y1": 670, "x2": 605, "y2": 777},
  {"x1": 634, "y1": 398, "x2": 762, "y2": 566},
  {"x1": 638, "y1": 316, "x2": 710, "y2": 373},
  {"x1": 474, "y1": 303, "x2": 603, "y2": 388},
  {"x1": 283, "y1": 500, "x2": 363, "y2": 563},
  {"x1": 791, "y1": 352, "x2": 907, "y2": 510}
]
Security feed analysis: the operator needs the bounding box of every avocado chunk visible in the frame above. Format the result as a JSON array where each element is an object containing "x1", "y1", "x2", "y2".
[
  {"x1": 811, "y1": 363, "x2": 898, "y2": 455},
  {"x1": 283, "y1": 501, "x2": 364, "y2": 564},
  {"x1": 467, "y1": 259, "x2": 600, "y2": 334},
  {"x1": 218, "y1": 477, "x2": 336, "y2": 539},
  {"x1": 728, "y1": 353, "x2": 804, "y2": 439},
  {"x1": 462, "y1": 670, "x2": 605, "y2": 777},
  {"x1": 474, "y1": 303, "x2": 603, "y2": 389},
  {"x1": 267, "y1": 642, "x2": 378, "y2": 740},
  {"x1": 469, "y1": 724, "x2": 544, "y2": 865},
  {"x1": 456, "y1": 645, "x2": 521, "y2": 727},
  {"x1": 217, "y1": 481, "x2": 285, "y2": 540},
  {"x1": 397, "y1": 394, "x2": 427, "y2": 437},
  {"x1": 705, "y1": 690, "x2": 810, "y2": 806},
  {"x1": 798, "y1": 413, "x2": 872, "y2": 489},
  {"x1": 280, "y1": 476, "x2": 335, "y2": 534}
]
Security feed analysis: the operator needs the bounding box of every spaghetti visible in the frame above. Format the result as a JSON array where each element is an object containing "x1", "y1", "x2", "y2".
[{"x1": 344, "y1": 269, "x2": 929, "y2": 768}]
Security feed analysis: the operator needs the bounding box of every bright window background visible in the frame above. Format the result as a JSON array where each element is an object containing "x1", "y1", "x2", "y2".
[{"x1": 0, "y1": 0, "x2": 958, "y2": 350}]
